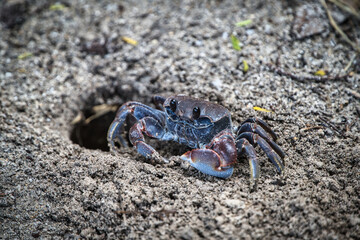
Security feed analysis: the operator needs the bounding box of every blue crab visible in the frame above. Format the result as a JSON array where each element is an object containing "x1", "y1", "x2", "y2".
[{"x1": 108, "y1": 95, "x2": 285, "y2": 181}]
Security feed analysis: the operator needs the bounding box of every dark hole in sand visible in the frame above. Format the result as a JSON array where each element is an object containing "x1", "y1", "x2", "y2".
[{"x1": 70, "y1": 105, "x2": 119, "y2": 151}]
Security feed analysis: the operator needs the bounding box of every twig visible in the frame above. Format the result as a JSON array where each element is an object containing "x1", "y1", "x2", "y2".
[
  {"x1": 319, "y1": 116, "x2": 344, "y2": 136},
  {"x1": 345, "y1": 87, "x2": 360, "y2": 99},
  {"x1": 343, "y1": 54, "x2": 357, "y2": 72},
  {"x1": 328, "y1": 0, "x2": 360, "y2": 19},
  {"x1": 320, "y1": 0, "x2": 360, "y2": 53},
  {"x1": 345, "y1": 120, "x2": 356, "y2": 132},
  {"x1": 266, "y1": 63, "x2": 351, "y2": 83},
  {"x1": 300, "y1": 126, "x2": 325, "y2": 131}
]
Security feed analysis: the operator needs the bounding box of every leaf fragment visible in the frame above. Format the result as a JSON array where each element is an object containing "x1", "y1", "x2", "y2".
[
  {"x1": 122, "y1": 36, "x2": 138, "y2": 46},
  {"x1": 253, "y1": 106, "x2": 273, "y2": 113},
  {"x1": 230, "y1": 35, "x2": 241, "y2": 51},
  {"x1": 242, "y1": 60, "x2": 249, "y2": 72},
  {"x1": 49, "y1": 3, "x2": 67, "y2": 11},
  {"x1": 314, "y1": 70, "x2": 326, "y2": 76},
  {"x1": 17, "y1": 52, "x2": 32, "y2": 60},
  {"x1": 236, "y1": 19, "x2": 252, "y2": 27}
]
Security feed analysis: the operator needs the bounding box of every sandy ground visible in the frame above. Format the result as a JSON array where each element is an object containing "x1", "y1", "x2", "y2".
[{"x1": 1, "y1": 0, "x2": 359, "y2": 239}]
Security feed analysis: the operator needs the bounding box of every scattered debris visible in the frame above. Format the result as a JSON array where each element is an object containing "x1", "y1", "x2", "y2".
[
  {"x1": 83, "y1": 104, "x2": 118, "y2": 125},
  {"x1": 320, "y1": 0, "x2": 360, "y2": 53},
  {"x1": 345, "y1": 120, "x2": 356, "y2": 132},
  {"x1": 230, "y1": 34, "x2": 241, "y2": 51},
  {"x1": 49, "y1": 3, "x2": 67, "y2": 11},
  {"x1": 329, "y1": 0, "x2": 360, "y2": 19},
  {"x1": 343, "y1": 54, "x2": 357, "y2": 72},
  {"x1": 121, "y1": 36, "x2": 138, "y2": 46},
  {"x1": 345, "y1": 88, "x2": 360, "y2": 99},
  {"x1": 300, "y1": 125, "x2": 324, "y2": 131},
  {"x1": 319, "y1": 116, "x2": 344, "y2": 136},
  {"x1": 236, "y1": 19, "x2": 252, "y2": 27},
  {"x1": 242, "y1": 60, "x2": 249, "y2": 73},
  {"x1": 17, "y1": 52, "x2": 32, "y2": 60},
  {"x1": 314, "y1": 70, "x2": 326, "y2": 76},
  {"x1": 253, "y1": 106, "x2": 273, "y2": 113},
  {"x1": 266, "y1": 63, "x2": 351, "y2": 83}
]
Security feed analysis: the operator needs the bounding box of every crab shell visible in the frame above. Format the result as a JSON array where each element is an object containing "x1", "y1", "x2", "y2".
[
  {"x1": 162, "y1": 95, "x2": 233, "y2": 147},
  {"x1": 163, "y1": 95, "x2": 231, "y2": 123}
]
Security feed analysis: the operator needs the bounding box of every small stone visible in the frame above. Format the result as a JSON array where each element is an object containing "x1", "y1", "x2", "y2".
[
  {"x1": 195, "y1": 40, "x2": 203, "y2": 46},
  {"x1": 5, "y1": 72, "x2": 13, "y2": 78},
  {"x1": 314, "y1": 160, "x2": 324, "y2": 168},
  {"x1": 224, "y1": 199, "x2": 245, "y2": 209},
  {"x1": 179, "y1": 227, "x2": 196, "y2": 240},
  {"x1": 215, "y1": 216, "x2": 225, "y2": 225},
  {"x1": 210, "y1": 78, "x2": 222, "y2": 91},
  {"x1": 222, "y1": 32, "x2": 229, "y2": 40}
]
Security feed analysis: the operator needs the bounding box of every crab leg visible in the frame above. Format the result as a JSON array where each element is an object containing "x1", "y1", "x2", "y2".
[
  {"x1": 240, "y1": 117, "x2": 278, "y2": 140},
  {"x1": 236, "y1": 138, "x2": 259, "y2": 180},
  {"x1": 237, "y1": 132, "x2": 285, "y2": 173},
  {"x1": 129, "y1": 117, "x2": 168, "y2": 162},
  {"x1": 237, "y1": 122, "x2": 285, "y2": 158},
  {"x1": 180, "y1": 130, "x2": 237, "y2": 179}
]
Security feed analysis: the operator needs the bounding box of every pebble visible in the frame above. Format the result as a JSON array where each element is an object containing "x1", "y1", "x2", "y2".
[
  {"x1": 5, "y1": 72, "x2": 13, "y2": 78},
  {"x1": 224, "y1": 199, "x2": 245, "y2": 209}
]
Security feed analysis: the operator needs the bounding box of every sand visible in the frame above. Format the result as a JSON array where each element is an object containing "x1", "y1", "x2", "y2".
[{"x1": 1, "y1": 0, "x2": 359, "y2": 239}]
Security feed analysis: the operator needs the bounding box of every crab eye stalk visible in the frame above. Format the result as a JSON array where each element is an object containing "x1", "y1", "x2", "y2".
[
  {"x1": 192, "y1": 107, "x2": 201, "y2": 119},
  {"x1": 170, "y1": 99, "x2": 177, "y2": 112}
]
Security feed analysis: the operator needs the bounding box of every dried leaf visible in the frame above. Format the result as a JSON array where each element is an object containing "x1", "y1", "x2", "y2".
[
  {"x1": 253, "y1": 106, "x2": 273, "y2": 113},
  {"x1": 122, "y1": 36, "x2": 138, "y2": 46},
  {"x1": 71, "y1": 112, "x2": 85, "y2": 125},
  {"x1": 85, "y1": 104, "x2": 118, "y2": 124},
  {"x1": 230, "y1": 35, "x2": 241, "y2": 51}
]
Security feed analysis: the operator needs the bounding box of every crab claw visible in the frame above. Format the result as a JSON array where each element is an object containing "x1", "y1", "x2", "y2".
[
  {"x1": 180, "y1": 149, "x2": 234, "y2": 179},
  {"x1": 107, "y1": 118, "x2": 129, "y2": 151}
]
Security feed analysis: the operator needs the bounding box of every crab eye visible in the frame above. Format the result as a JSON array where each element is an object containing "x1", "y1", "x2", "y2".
[
  {"x1": 192, "y1": 107, "x2": 201, "y2": 119},
  {"x1": 170, "y1": 99, "x2": 177, "y2": 112}
]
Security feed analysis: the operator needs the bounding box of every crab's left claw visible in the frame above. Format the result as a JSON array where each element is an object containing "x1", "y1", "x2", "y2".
[
  {"x1": 181, "y1": 149, "x2": 234, "y2": 179},
  {"x1": 107, "y1": 108, "x2": 131, "y2": 151},
  {"x1": 108, "y1": 119, "x2": 129, "y2": 150}
]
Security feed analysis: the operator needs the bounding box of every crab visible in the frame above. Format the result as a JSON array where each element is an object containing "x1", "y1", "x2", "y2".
[{"x1": 108, "y1": 95, "x2": 285, "y2": 181}]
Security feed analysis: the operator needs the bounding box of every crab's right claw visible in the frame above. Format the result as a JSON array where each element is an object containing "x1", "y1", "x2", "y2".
[
  {"x1": 180, "y1": 149, "x2": 234, "y2": 179},
  {"x1": 107, "y1": 118, "x2": 128, "y2": 151}
]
